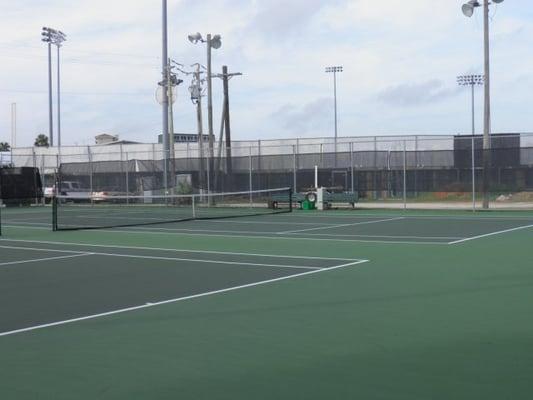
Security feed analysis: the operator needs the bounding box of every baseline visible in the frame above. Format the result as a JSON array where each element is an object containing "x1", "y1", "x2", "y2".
[{"x1": 448, "y1": 223, "x2": 533, "y2": 244}]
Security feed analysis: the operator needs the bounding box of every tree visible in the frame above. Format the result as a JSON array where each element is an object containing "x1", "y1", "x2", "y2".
[
  {"x1": 34, "y1": 134, "x2": 50, "y2": 148},
  {"x1": 0, "y1": 142, "x2": 10, "y2": 152}
]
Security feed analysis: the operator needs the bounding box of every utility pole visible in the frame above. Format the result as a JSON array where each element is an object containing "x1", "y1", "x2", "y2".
[
  {"x1": 161, "y1": 0, "x2": 169, "y2": 194},
  {"x1": 222, "y1": 66, "x2": 233, "y2": 175},
  {"x1": 482, "y1": 1, "x2": 491, "y2": 209},
  {"x1": 167, "y1": 58, "x2": 175, "y2": 189},
  {"x1": 192, "y1": 64, "x2": 205, "y2": 192},
  {"x1": 206, "y1": 34, "x2": 215, "y2": 195},
  {"x1": 212, "y1": 66, "x2": 242, "y2": 191},
  {"x1": 187, "y1": 32, "x2": 221, "y2": 195}
]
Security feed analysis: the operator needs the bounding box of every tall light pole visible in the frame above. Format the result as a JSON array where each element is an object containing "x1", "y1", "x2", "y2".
[
  {"x1": 161, "y1": 0, "x2": 170, "y2": 193},
  {"x1": 457, "y1": 74, "x2": 484, "y2": 211},
  {"x1": 188, "y1": 32, "x2": 222, "y2": 194},
  {"x1": 325, "y1": 66, "x2": 343, "y2": 166},
  {"x1": 55, "y1": 31, "x2": 66, "y2": 148},
  {"x1": 457, "y1": 75, "x2": 484, "y2": 135},
  {"x1": 42, "y1": 27, "x2": 66, "y2": 148},
  {"x1": 42, "y1": 27, "x2": 54, "y2": 147},
  {"x1": 461, "y1": 0, "x2": 504, "y2": 208}
]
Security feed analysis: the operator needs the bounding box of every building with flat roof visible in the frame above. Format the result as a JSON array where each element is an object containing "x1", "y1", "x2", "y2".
[{"x1": 158, "y1": 133, "x2": 209, "y2": 144}]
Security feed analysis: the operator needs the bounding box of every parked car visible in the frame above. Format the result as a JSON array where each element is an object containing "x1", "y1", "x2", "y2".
[
  {"x1": 44, "y1": 181, "x2": 91, "y2": 203},
  {"x1": 90, "y1": 189, "x2": 128, "y2": 203}
]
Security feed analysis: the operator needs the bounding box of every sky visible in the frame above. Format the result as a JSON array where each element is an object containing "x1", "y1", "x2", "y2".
[{"x1": 0, "y1": 0, "x2": 532, "y2": 147}]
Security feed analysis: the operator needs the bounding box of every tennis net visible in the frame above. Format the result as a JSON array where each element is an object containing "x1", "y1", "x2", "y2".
[{"x1": 52, "y1": 187, "x2": 292, "y2": 231}]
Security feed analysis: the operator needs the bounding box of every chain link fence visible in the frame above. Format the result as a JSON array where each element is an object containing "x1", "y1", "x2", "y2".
[{"x1": 9, "y1": 133, "x2": 533, "y2": 210}]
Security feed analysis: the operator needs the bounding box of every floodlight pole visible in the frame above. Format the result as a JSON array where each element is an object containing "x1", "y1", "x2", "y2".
[
  {"x1": 461, "y1": 0, "x2": 504, "y2": 209},
  {"x1": 482, "y1": 1, "x2": 491, "y2": 209},
  {"x1": 325, "y1": 66, "x2": 343, "y2": 167},
  {"x1": 457, "y1": 74, "x2": 484, "y2": 212},
  {"x1": 47, "y1": 40, "x2": 54, "y2": 147},
  {"x1": 206, "y1": 34, "x2": 215, "y2": 195},
  {"x1": 161, "y1": 0, "x2": 169, "y2": 194},
  {"x1": 457, "y1": 75, "x2": 484, "y2": 135},
  {"x1": 56, "y1": 43, "x2": 62, "y2": 148}
]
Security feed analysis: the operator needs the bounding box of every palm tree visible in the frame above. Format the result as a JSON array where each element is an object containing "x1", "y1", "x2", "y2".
[
  {"x1": 0, "y1": 142, "x2": 10, "y2": 152},
  {"x1": 34, "y1": 134, "x2": 50, "y2": 148}
]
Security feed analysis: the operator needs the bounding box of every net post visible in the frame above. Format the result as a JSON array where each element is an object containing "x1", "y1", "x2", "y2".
[
  {"x1": 472, "y1": 135, "x2": 476, "y2": 212},
  {"x1": 292, "y1": 145, "x2": 297, "y2": 193},
  {"x1": 52, "y1": 196, "x2": 58, "y2": 231},
  {"x1": 249, "y1": 146, "x2": 253, "y2": 206},
  {"x1": 192, "y1": 194, "x2": 196, "y2": 219},
  {"x1": 350, "y1": 141, "x2": 355, "y2": 193},
  {"x1": 88, "y1": 146, "x2": 94, "y2": 205},
  {"x1": 289, "y1": 187, "x2": 293, "y2": 212},
  {"x1": 403, "y1": 140, "x2": 407, "y2": 211},
  {"x1": 125, "y1": 151, "x2": 130, "y2": 205}
]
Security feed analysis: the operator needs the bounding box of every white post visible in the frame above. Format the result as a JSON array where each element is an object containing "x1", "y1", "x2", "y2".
[
  {"x1": 315, "y1": 165, "x2": 319, "y2": 189},
  {"x1": 249, "y1": 146, "x2": 253, "y2": 205},
  {"x1": 403, "y1": 140, "x2": 407, "y2": 211},
  {"x1": 350, "y1": 142, "x2": 354, "y2": 193},
  {"x1": 472, "y1": 136, "x2": 476, "y2": 212},
  {"x1": 125, "y1": 152, "x2": 130, "y2": 204}
]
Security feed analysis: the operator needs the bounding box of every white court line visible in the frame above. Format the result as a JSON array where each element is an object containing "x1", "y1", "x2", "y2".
[
  {"x1": 0, "y1": 239, "x2": 359, "y2": 262},
  {"x1": 0, "y1": 244, "x2": 323, "y2": 271},
  {"x1": 116, "y1": 227, "x2": 283, "y2": 235},
  {"x1": 3, "y1": 225, "x2": 449, "y2": 245},
  {"x1": 203, "y1": 219, "x2": 336, "y2": 226},
  {"x1": 0, "y1": 259, "x2": 370, "y2": 337},
  {"x1": 277, "y1": 217, "x2": 405, "y2": 234},
  {"x1": 1, "y1": 221, "x2": 50, "y2": 226},
  {"x1": 88, "y1": 253, "x2": 321, "y2": 271},
  {"x1": 0, "y1": 253, "x2": 93, "y2": 267},
  {"x1": 449, "y1": 223, "x2": 533, "y2": 244},
  {"x1": 285, "y1": 233, "x2": 461, "y2": 240},
  {"x1": 285, "y1": 213, "x2": 533, "y2": 221}
]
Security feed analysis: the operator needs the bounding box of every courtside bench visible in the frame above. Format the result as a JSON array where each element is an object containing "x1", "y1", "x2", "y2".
[
  {"x1": 269, "y1": 193, "x2": 304, "y2": 209},
  {"x1": 323, "y1": 192, "x2": 359, "y2": 209},
  {"x1": 270, "y1": 191, "x2": 359, "y2": 209}
]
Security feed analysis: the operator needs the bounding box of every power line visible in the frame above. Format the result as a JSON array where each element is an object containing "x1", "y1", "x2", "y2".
[
  {"x1": 0, "y1": 41, "x2": 161, "y2": 60},
  {"x1": 0, "y1": 88, "x2": 155, "y2": 96}
]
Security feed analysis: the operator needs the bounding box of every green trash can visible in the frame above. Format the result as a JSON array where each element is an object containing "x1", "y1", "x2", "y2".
[{"x1": 302, "y1": 199, "x2": 316, "y2": 210}]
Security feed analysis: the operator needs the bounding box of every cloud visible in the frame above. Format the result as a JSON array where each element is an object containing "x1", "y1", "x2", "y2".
[
  {"x1": 1, "y1": 0, "x2": 532, "y2": 147},
  {"x1": 378, "y1": 80, "x2": 460, "y2": 107},
  {"x1": 248, "y1": 0, "x2": 339, "y2": 37},
  {"x1": 271, "y1": 97, "x2": 331, "y2": 135}
]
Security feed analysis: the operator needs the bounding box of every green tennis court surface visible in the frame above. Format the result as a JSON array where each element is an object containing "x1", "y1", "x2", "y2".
[{"x1": 1, "y1": 206, "x2": 532, "y2": 399}]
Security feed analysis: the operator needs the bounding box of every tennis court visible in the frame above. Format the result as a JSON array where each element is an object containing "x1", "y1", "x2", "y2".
[
  {"x1": 3, "y1": 204, "x2": 533, "y2": 244},
  {"x1": 0, "y1": 201, "x2": 532, "y2": 399}
]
